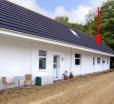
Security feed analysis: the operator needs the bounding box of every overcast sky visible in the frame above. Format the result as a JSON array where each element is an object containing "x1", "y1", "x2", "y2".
[{"x1": 8, "y1": 0, "x2": 107, "y2": 24}]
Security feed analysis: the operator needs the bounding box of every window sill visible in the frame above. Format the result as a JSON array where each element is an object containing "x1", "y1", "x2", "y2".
[
  {"x1": 38, "y1": 69, "x2": 47, "y2": 72},
  {"x1": 75, "y1": 65, "x2": 81, "y2": 67}
]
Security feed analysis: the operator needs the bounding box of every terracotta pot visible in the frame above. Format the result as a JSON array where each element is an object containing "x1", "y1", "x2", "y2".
[{"x1": 64, "y1": 75, "x2": 68, "y2": 80}]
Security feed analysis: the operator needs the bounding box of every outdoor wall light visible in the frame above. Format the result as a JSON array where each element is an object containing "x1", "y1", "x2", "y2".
[{"x1": 62, "y1": 57, "x2": 64, "y2": 62}]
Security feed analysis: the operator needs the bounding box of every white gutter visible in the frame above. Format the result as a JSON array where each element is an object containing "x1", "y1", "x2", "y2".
[{"x1": 0, "y1": 28, "x2": 114, "y2": 57}]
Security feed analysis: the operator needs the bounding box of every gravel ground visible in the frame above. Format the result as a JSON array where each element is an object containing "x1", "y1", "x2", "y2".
[{"x1": 0, "y1": 70, "x2": 114, "y2": 104}]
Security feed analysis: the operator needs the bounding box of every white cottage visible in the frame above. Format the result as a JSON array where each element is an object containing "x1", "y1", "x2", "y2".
[{"x1": 0, "y1": 0, "x2": 114, "y2": 85}]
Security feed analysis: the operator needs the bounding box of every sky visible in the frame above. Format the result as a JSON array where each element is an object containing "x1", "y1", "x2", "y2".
[{"x1": 7, "y1": 0, "x2": 107, "y2": 24}]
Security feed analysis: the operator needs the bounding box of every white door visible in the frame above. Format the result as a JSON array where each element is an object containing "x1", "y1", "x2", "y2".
[
  {"x1": 102, "y1": 58, "x2": 106, "y2": 70},
  {"x1": 53, "y1": 55, "x2": 60, "y2": 80}
]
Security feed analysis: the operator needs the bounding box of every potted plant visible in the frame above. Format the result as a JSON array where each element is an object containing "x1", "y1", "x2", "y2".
[
  {"x1": 63, "y1": 70, "x2": 68, "y2": 80},
  {"x1": 69, "y1": 72, "x2": 74, "y2": 79}
]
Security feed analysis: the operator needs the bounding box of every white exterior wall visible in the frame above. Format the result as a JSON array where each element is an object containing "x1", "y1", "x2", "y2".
[
  {"x1": 71, "y1": 50, "x2": 110, "y2": 75},
  {"x1": 31, "y1": 42, "x2": 71, "y2": 79},
  {"x1": 0, "y1": 35, "x2": 111, "y2": 79},
  {"x1": 0, "y1": 37, "x2": 32, "y2": 77}
]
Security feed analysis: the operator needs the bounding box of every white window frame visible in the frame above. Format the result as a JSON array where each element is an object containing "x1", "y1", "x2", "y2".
[
  {"x1": 39, "y1": 50, "x2": 47, "y2": 70},
  {"x1": 75, "y1": 53, "x2": 81, "y2": 66}
]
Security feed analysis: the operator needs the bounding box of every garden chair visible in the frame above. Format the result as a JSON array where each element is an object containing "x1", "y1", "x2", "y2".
[
  {"x1": 24, "y1": 74, "x2": 33, "y2": 86},
  {"x1": 1, "y1": 77, "x2": 15, "y2": 90}
]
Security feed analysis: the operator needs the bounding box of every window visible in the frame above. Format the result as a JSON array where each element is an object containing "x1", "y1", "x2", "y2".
[
  {"x1": 75, "y1": 54, "x2": 81, "y2": 65},
  {"x1": 69, "y1": 29, "x2": 80, "y2": 38},
  {"x1": 53, "y1": 56, "x2": 57, "y2": 68},
  {"x1": 97, "y1": 58, "x2": 101, "y2": 64},
  {"x1": 39, "y1": 50, "x2": 47, "y2": 70},
  {"x1": 102, "y1": 60, "x2": 105, "y2": 63},
  {"x1": 93, "y1": 57, "x2": 95, "y2": 65},
  {"x1": 53, "y1": 56, "x2": 60, "y2": 69}
]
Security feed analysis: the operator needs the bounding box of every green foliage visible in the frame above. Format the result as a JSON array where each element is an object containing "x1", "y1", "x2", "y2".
[
  {"x1": 54, "y1": 16, "x2": 84, "y2": 32},
  {"x1": 55, "y1": 16, "x2": 69, "y2": 25},
  {"x1": 54, "y1": 0, "x2": 114, "y2": 50},
  {"x1": 85, "y1": 0, "x2": 114, "y2": 50}
]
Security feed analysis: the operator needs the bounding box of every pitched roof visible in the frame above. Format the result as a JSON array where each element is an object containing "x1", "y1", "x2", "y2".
[{"x1": 0, "y1": 0, "x2": 114, "y2": 55}]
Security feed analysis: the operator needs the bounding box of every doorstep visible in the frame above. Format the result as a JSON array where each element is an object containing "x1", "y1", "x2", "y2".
[{"x1": 53, "y1": 78, "x2": 63, "y2": 83}]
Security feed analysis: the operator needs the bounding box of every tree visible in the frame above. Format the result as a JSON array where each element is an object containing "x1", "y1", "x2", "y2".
[
  {"x1": 85, "y1": 0, "x2": 114, "y2": 50},
  {"x1": 55, "y1": 16, "x2": 84, "y2": 32},
  {"x1": 100, "y1": 0, "x2": 114, "y2": 50},
  {"x1": 84, "y1": 9, "x2": 98, "y2": 36},
  {"x1": 54, "y1": 0, "x2": 114, "y2": 51},
  {"x1": 55, "y1": 16, "x2": 69, "y2": 25}
]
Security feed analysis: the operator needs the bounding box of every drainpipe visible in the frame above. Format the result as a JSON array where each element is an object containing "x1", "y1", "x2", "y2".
[
  {"x1": 70, "y1": 48, "x2": 72, "y2": 73},
  {"x1": 31, "y1": 41, "x2": 33, "y2": 75}
]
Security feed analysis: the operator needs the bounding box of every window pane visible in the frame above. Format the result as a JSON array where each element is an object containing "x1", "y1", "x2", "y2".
[
  {"x1": 54, "y1": 56, "x2": 57, "y2": 63},
  {"x1": 39, "y1": 50, "x2": 47, "y2": 56},
  {"x1": 75, "y1": 59, "x2": 80, "y2": 65},
  {"x1": 39, "y1": 58, "x2": 46, "y2": 69},
  {"x1": 97, "y1": 58, "x2": 101, "y2": 64},
  {"x1": 75, "y1": 54, "x2": 80, "y2": 58},
  {"x1": 53, "y1": 63, "x2": 57, "y2": 68},
  {"x1": 93, "y1": 57, "x2": 95, "y2": 65},
  {"x1": 103, "y1": 60, "x2": 105, "y2": 63},
  {"x1": 53, "y1": 56, "x2": 57, "y2": 68},
  {"x1": 107, "y1": 59, "x2": 109, "y2": 64}
]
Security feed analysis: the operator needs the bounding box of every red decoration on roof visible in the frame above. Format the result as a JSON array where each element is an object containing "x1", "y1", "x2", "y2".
[{"x1": 96, "y1": 7, "x2": 101, "y2": 47}]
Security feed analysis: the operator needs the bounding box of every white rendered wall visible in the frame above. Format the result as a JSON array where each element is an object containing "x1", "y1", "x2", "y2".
[
  {"x1": 70, "y1": 49, "x2": 110, "y2": 76},
  {"x1": 0, "y1": 36, "x2": 32, "y2": 77},
  {"x1": 31, "y1": 42, "x2": 71, "y2": 79},
  {"x1": 0, "y1": 35, "x2": 111, "y2": 79}
]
